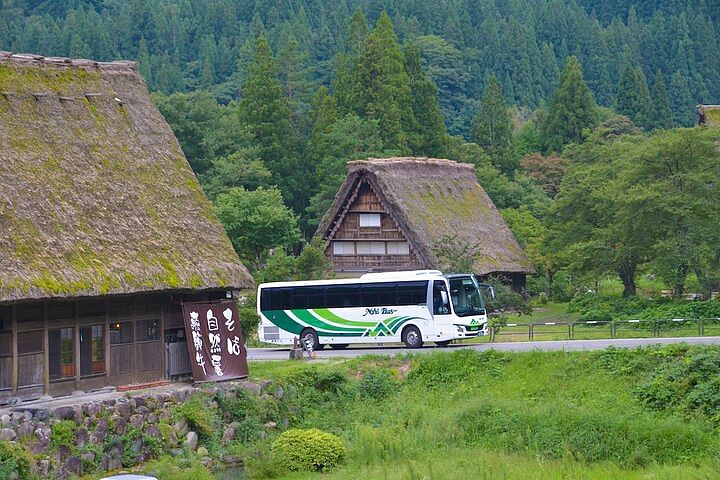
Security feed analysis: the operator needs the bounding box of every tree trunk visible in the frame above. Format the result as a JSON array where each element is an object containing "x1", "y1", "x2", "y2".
[
  {"x1": 673, "y1": 263, "x2": 689, "y2": 298},
  {"x1": 618, "y1": 262, "x2": 637, "y2": 297},
  {"x1": 547, "y1": 269, "x2": 555, "y2": 301}
]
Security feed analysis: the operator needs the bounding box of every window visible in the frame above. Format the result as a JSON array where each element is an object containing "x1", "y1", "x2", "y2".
[
  {"x1": 136, "y1": 319, "x2": 160, "y2": 342},
  {"x1": 386, "y1": 242, "x2": 410, "y2": 255},
  {"x1": 359, "y1": 213, "x2": 381, "y2": 227},
  {"x1": 396, "y1": 281, "x2": 429, "y2": 305},
  {"x1": 80, "y1": 325, "x2": 104, "y2": 376},
  {"x1": 325, "y1": 284, "x2": 361, "y2": 308},
  {"x1": 49, "y1": 328, "x2": 75, "y2": 380},
  {"x1": 356, "y1": 241, "x2": 385, "y2": 255},
  {"x1": 291, "y1": 287, "x2": 325, "y2": 309},
  {"x1": 261, "y1": 287, "x2": 292, "y2": 311},
  {"x1": 433, "y1": 281, "x2": 451, "y2": 315},
  {"x1": 110, "y1": 322, "x2": 134, "y2": 345},
  {"x1": 332, "y1": 242, "x2": 355, "y2": 255},
  {"x1": 361, "y1": 283, "x2": 397, "y2": 306}
]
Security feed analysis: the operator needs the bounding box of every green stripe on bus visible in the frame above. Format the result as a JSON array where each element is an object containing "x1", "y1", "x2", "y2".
[
  {"x1": 290, "y1": 309, "x2": 366, "y2": 334},
  {"x1": 262, "y1": 310, "x2": 366, "y2": 338},
  {"x1": 312, "y1": 308, "x2": 378, "y2": 327}
]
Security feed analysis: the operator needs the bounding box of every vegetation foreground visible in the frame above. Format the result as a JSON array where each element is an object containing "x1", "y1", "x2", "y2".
[{"x1": 80, "y1": 345, "x2": 720, "y2": 479}]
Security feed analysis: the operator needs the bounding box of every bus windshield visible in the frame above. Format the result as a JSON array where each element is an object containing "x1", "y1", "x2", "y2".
[{"x1": 448, "y1": 276, "x2": 485, "y2": 317}]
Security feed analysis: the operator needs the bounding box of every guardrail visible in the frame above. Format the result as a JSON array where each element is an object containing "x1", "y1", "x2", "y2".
[{"x1": 489, "y1": 317, "x2": 720, "y2": 342}]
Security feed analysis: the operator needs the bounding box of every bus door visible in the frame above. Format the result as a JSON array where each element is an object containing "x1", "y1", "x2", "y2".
[{"x1": 432, "y1": 281, "x2": 452, "y2": 335}]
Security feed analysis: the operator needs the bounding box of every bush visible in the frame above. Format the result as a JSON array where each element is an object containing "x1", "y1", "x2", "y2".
[
  {"x1": 173, "y1": 393, "x2": 221, "y2": 441},
  {"x1": 50, "y1": 420, "x2": 76, "y2": 450},
  {"x1": 358, "y1": 368, "x2": 398, "y2": 400},
  {"x1": 484, "y1": 277, "x2": 531, "y2": 314},
  {"x1": 0, "y1": 441, "x2": 34, "y2": 480},
  {"x1": 271, "y1": 428, "x2": 345, "y2": 472},
  {"x1": 568, "y1": 295, "x2": 720, "y2": 322}
]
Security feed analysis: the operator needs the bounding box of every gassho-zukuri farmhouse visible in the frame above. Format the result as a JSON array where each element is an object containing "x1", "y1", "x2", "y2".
[
  {"x1": 315, "y1": 157, "x2": 535, "y2": 290},
  {"x1": 0, "y1": 52, "x2": 253, "y2": 402}
]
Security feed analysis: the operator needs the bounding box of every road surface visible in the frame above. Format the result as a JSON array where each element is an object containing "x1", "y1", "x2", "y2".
[{"x1": 247, "y1": 336, "x2": 720, "y2": 361}]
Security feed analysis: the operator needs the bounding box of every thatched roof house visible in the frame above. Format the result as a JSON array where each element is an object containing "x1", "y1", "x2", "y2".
[
  {"x1": 0, "y1": 52, "x2": 252, "y2": 400},
  {"x1": 315, "y1": 157, "x2": 535, "y2": 290},
  {"x1": 697, "y1": 105, "x2": 720, "y2": 126}
]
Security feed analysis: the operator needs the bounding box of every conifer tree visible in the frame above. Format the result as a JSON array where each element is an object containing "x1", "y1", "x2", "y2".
[
  {"x1": 541, "y1": 56, "x2": 598, "y2": 153},
  {"x1": 471, "y1": 76, "x2": 516, "y2": 175},
  {"x1": 650, "y1": 70, "x2": 672, "y2": 129},
  {"x1": 404, "y1": 42, "x2": 448, "y2": 157},
  {"x1": 239, "y1": 36, "x2": 303, "y2": 211},
  {"x1": 351, "y1": 12, "x2": 415, "y2": 152},
  {"x1": 615, "y1": 63, "x2": 652, "y2": 130}
]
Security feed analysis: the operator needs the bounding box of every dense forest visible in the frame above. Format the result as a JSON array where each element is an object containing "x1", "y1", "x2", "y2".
[{"x1": 2, "y1": 0, "x2": 719, "y2": 299}]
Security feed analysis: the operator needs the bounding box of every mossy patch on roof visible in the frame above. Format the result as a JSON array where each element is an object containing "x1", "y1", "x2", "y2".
[{"x1": 0, "y1": 54, "x2": 253, "y2": 302}]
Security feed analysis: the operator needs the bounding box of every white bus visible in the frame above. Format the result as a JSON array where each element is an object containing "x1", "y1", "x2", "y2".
[{"x1": 257, "y1": 270, "x2": 494, "y2": 349}]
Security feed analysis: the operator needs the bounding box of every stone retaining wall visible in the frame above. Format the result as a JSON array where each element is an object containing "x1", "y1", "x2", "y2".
[{"x1": 0, "y1": 380, "x2": 282, "y2": 479}]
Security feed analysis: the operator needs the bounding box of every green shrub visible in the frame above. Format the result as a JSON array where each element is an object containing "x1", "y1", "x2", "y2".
[
  {"x1": 0, "y1": 441, "x2": 35, "y2": 480},
  {"x1": 484, "y1": 277, "x2": 531, "y2": 314},
  {"x1": 271, "y1": 428, "x2": 345, "y2": 472},
  {"x1": 568, "y1": 295, "x2": 720, "y2": 322},
  {"x1": 145, "y1": 455, "x2": 215, "y2": 480},
  {"x1": 173, "y1": 393, "x2": 221, "y2": 440},
  {"x1": 358, "y1": 368, "x2": 398, "y2": 400},
  {"x1": 634, "y1": 346, "x2": 720, "y2": 422},
  {"x1": 50, "y1": 420, "x2": 76, "y2": 450},
  {"x1": 286, "y1": 366, "x2": 349, "y2": 394}
]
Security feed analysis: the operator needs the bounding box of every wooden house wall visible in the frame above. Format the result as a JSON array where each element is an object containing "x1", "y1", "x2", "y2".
[
  {"x1": 326, "y1": 181, "x2": 422, "y2": 273},
  {"x1": 0, "y1": 290, "x2": 227, "y2": 401}
]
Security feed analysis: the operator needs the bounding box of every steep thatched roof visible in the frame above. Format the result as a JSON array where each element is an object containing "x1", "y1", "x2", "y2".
[
  {"x1": 0, "y1": 52, "x2": 253, "y2": 303},
  {"x1": 316, "y1": 157, "x2": 535, "y2": 275},
  {"x1": 699, "y1": 105, "x2": 720, "y2": 126}
]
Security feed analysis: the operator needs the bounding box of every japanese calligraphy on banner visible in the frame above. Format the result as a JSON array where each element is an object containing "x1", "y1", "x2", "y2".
[{"x1": 181, "y1": 301, "x2": 249, "y2": 382}]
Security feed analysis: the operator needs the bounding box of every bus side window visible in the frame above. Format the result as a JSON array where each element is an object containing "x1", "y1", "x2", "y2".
[
  {"x1": 433, "y1": 281, "x2": 450, "y2": 315},
  {"x1": 326, "y1": 284, "x2": 361, "y2": 308},
  {"x1": 397, "y1": 281, "x2": 429, "y2": 305}
]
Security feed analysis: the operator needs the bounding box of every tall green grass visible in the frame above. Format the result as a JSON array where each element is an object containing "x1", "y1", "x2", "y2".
[{"x1": 245, "y1": 347, "x2": 720, "y2": 479}]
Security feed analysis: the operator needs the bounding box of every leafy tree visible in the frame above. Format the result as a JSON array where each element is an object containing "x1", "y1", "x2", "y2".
[
  {"x1": 520, "y1": 153, "x2": 569, "y2": 197},
  {"x1": 471, "y1": 76, "x2": 516, "y2": 175},
  {"x1": 549, "y1": 132, "x2": 649, "y2": 297},
  {"x1": 541, "y1": 56, "x2": 598, "y2": 153},
  {"x1": 214, "y1": 187, "x2": 300, "y2": 272},
  {"x1": 626, "y1": 128, "x2": 720, "y2": 296},
  {"x1": 295, "y1": 239, "x2": 333, "y2": 280}
]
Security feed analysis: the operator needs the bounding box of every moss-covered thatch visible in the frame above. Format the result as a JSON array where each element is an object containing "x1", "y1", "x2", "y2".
[
  {"x1": 316, "y1": 157, "x2": 535, "y2": 275},
  {"x1": 0, "y1": 52, "x2": 253, "y2": 302},
  {"x1": 699, "y1": 105, "x2": 720, "y2": 126}
]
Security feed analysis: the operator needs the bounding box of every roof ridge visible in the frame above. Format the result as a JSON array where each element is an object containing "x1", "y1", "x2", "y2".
[
  {"x1": 0, "y1": 51, "x2": 137, "y2": 72},
  {"x1": 347, "y1": 157, "x2": 474, "y2": 170}
]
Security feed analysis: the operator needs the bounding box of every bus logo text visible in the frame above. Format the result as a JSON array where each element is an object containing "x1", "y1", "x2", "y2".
[{"x1": 363, "y1": 308, "x2": 397, "y2": 316}]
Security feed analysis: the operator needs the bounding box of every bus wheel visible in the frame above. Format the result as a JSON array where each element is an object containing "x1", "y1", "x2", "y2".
[
  {"x1": 300, "y1": 328, "x2": 322, "y2": 350},
  {"x1": 330, "y1": 344, "x2": 349, "y2": 350},
  {"x1": 402, "y1": 326, "x2": 423, "y2": 349},
  {"x1": 436, "y1": 340, "x2": 451, "y2": 348}
]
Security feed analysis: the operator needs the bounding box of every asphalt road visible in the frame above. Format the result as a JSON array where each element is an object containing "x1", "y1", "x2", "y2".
[{"x1": 247, "y1": 336, "x2": 720, "y2": 361}]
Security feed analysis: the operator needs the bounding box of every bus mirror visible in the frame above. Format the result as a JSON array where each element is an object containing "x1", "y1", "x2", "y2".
[
  {"x1": 489, "y1": 286, "x2": 495, "y2": 299},
  {"x1": 440, "y1": 290, "x2": 449, "y2": 304}
]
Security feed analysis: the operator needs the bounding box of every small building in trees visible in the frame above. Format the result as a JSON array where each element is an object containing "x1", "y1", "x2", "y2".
[
  {"x1": 315, "y1": 158, "x2": 535, "y2": 291},
  {"x1": 0, "y1": 53, "x2": 252, "y2": 401},
  {"x1": 696, "y1": 105, "x2": 720, "y2": 126}
]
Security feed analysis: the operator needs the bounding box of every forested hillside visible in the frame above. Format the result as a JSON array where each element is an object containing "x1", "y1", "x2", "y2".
[
  {"x1": 2, "y1": 0, "x2": 719, "y2": 300},
  {"x1": 1, "y1": 0, "x2": 719, "y2": 132}
]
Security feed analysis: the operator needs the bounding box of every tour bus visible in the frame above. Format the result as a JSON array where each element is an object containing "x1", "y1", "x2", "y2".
[{"x1": 257, "y1": 270, "x2": 494, "y2": 349}]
